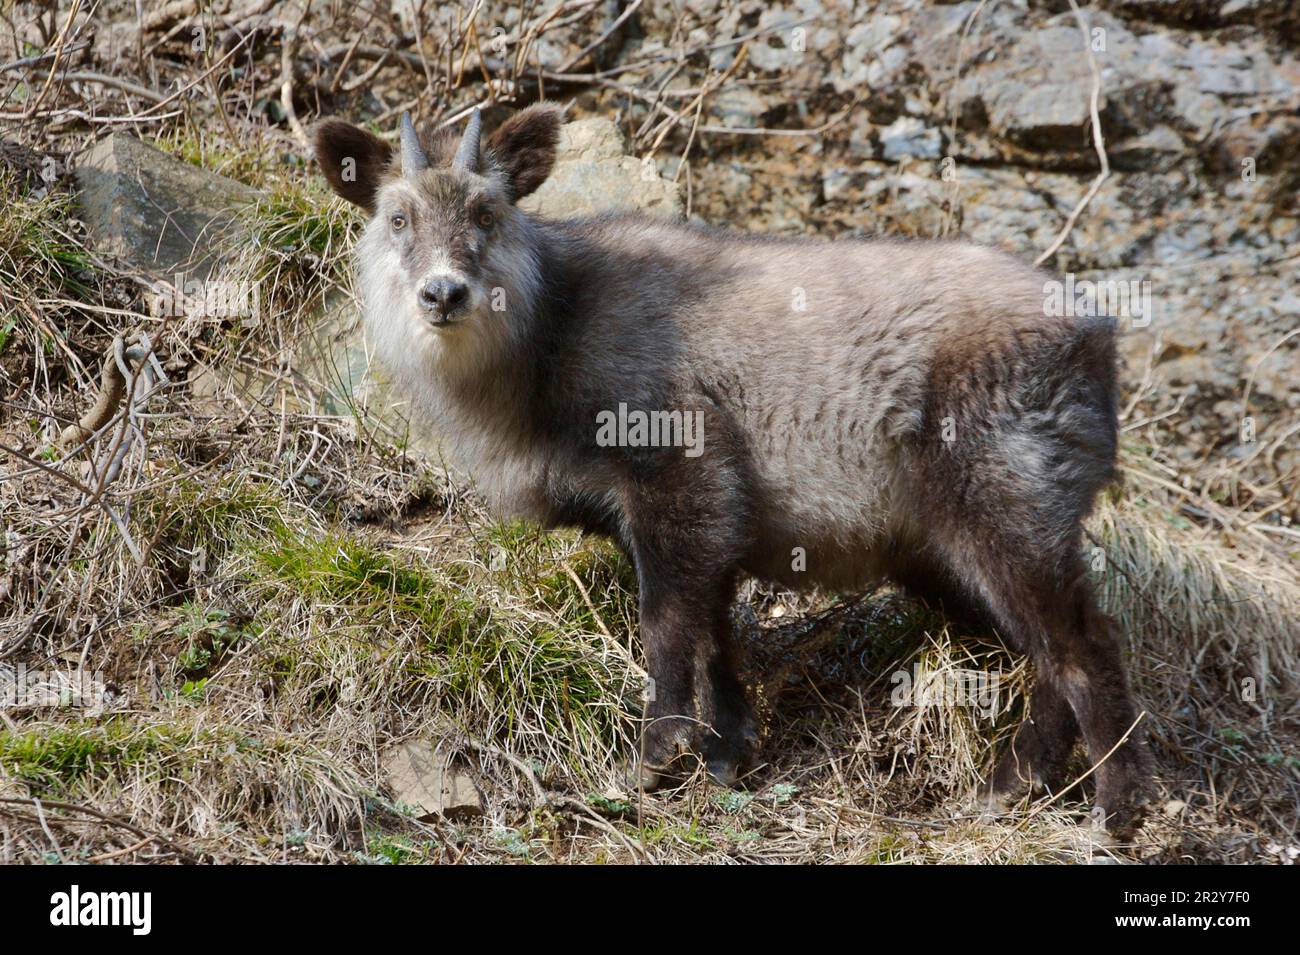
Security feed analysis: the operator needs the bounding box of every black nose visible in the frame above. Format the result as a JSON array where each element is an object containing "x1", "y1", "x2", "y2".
[{"x1": 418, "y1": 279, "x2": 468, "y2": 318}]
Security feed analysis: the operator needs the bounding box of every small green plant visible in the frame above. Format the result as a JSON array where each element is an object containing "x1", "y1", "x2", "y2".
[
  {"x1": 178, "y1": 678, "x2": 209, "y2": 702},
  {"x1": 361, "y1": 833, "x2": 435, "y2": 864},
  {"x1": 173, "y1": 604, "x2": 253, "y2": 681},
  {"x1": 1260, "y1": 753, "x2": 1300, "y2": 769},
  {"x1": 720, "y1": 826, "x2": 762, "y2": 844},
  {"x1": 586, "y1": 792, "x2": 632, "y2": 815},
  {"x1": 861, "y1": 833, "x2": 912, "y2": 864},
  {"x1": 494, "y1": 827, "x2": 538, "y2": 860},
  {"x1": 769, "y1": 782, "x2": 799, "y2": 806},
  {"x1": 712, "y1": 790, "x2": 752, "y2": 814}
]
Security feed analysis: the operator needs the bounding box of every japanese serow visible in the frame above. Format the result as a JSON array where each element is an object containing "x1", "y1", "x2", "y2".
[{"x1": 313, "y1": 104, "x2": 1154, "y2": 835}]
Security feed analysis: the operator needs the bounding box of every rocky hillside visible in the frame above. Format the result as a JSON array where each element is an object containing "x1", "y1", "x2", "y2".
[{"x1": 668, "y1": 0, "x2": 1299, "y2": 501}]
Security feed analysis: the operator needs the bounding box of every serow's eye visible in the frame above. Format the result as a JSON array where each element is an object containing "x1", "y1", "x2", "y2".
[
  {"x1": 391, "y1": 213, "x2": 407, "y2": 232},
  {"x1": 478, "y1": 210, "x2": 494, "y2": 229}
]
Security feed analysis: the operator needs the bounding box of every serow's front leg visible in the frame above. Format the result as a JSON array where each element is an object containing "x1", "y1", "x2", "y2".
[
  {"x1": 621, "y1": 440, "x2": 759, "y2": 787},
  {"x1": 633, "y1": 563, "x2": 758, "y2": 788}
]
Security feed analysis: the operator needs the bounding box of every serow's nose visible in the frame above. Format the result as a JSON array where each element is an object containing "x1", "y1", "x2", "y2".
[{"x1": 418, "y1": 279, "x2": 468, "y2": 321}]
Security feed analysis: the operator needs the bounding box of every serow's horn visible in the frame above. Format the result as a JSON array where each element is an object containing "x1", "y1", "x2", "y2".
[
  {"x1": 453, "y1": 108, "x2": 482, "y2": 172},
  {"x1": 400, "y1": 112, "x2": 428, "y2": 177}
]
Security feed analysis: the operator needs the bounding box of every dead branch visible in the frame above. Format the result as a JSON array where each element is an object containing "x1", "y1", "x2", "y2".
[
  {"x1": 57, "y1": 340, "x2": 128, "y2": 453},
  {"x1": 0, "y1": 796, "x2": 197, "y2": 862},
  {"x1": 1035, "y1": 0, "x2": 1109, "y2": 267},
  {"x1": 279, "y1": 27, "x2": 310, "y2": 147}
]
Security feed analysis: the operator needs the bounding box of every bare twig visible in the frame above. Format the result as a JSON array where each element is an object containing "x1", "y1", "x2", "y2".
[
  {"x1": 0, "y1": 797, "x2": 197, "y2": 862},
  {"x1": 556, "y1": 0, "x2": 642, "y2": 72},
  {"x1": 1034, "y1": 0, "x2": 1109, "y2": 267},
  {"x1": 0, "y1": 40, "x2": 90, "y2": 73},
  {"x1": 279, "y1": 26, "x2": 310, "y2": 147},
  {"x1": 28, "y1": 69, "x2": 169, "y2": 104}
]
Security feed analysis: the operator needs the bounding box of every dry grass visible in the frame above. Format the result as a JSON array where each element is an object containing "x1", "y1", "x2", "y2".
[{"x1": 4, "y1": 327, "x2": 1295, "y2": 865}]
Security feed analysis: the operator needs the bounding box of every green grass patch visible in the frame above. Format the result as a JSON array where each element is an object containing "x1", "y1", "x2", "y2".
[
  {"x1": 221, "y1": 179, "x2": 359, "y2": 320},
  {"x1": 248, "y1": 523, "x2": 641, "y2": 776},
  {"x1": 156, "y1": 128, "x2": 278, "y2": 189},
  {"x1": 0, "y1": 719, "x2": 261, "y2": 792},
  {"x1": 0, "y1": 168, "x2": 97, "y2": 323}
]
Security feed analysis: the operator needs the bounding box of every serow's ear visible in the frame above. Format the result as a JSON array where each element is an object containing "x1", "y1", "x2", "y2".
[
  {"x1": 313, "y1": 119, "x2": 394, "y2": 215},
  {"x1": 485, "y1": 103, "x2": 562, "y2": 203}
]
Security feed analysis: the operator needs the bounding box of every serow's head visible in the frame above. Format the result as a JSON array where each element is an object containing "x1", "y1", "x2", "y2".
[{"x1": 313, "y1": 104, "x2": 561, "y2": 347}]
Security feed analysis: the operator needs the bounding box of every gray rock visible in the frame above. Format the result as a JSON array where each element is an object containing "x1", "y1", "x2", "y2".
[
  {"x1": 1203, "y1": 113, "x2": 1300, "y2": 201},
  {"x1": 1111, "y1": 125, "x2": 1186, "y2": 171},
  {"x1": 709, "y1": 87, "x2": 771, "y2": 130},
  {"x1": 936, "y1": 10, "x2": 1286, "y2": 155},
  {"x1": 952, "y1": 23, "x2": 1099, "y2": 150},
  {"x1": 75, "y1": 133, "x2": 258, "y2": 278},
  {"x1": 835, "y1": 14, "x2": 905, "y2": 94},
  {"x1": 383, "y1": 740, "x2": 483, "y2": 821},
  {"x1": 955, "y1": 167, "x2": 1068, "y2": 256},
  {"x1": 521, "y1": 117, "x2": 682, "y2": 220},
  {"x1": 821, "y1": 168, "x2": 855, "y2": 202},
  {"x1": 1180, "y1": 42, "x2": 1270, "y2": 97},
  {"x1": 1109, "y1": 0, "x2": 1300, "y2": 36},
  {"x1": 879, "y1": 116, "x2": 943, "y2": 161},
  {"x1": 1168, "y1": 85, "x2": 1224, "y2": 139}
]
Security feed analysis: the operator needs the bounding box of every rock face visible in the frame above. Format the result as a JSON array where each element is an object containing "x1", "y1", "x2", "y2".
[
  {"x1": 521, "y1": 117, "x2": 682, "y2": 219},
  {"x1": 877, "y1": 116, "x2": 943, "y2": 161},
  {"x1": 951, "y1": 22, "x2": 1099, "y2": 151},
  {"x1": 75, "y1": 133, "x2": 258, "y2": 278},
  {"x1": 668, "y1": 0, "x2": 1299, "y2": 481}
]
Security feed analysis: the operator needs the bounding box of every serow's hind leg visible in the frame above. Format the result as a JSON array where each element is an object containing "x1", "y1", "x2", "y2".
[
  {"x1": 892, "y1": 552, "x2": 1083, "y2": 810},
  {"x1": 957, "y1": 549, "x2": 1154, "y2": 837},
  {"x1": 986, "y1": 675, "x2": 1079, "y2": 805},
  {"x1": 1047, "y1": 581, "x2": 1155, "y2": 838}
]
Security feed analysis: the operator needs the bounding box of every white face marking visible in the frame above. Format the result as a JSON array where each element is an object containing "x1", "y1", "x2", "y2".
[
  {"x1": 422, "y1": 248, "x2": 456, "y2": 281},
  {"x1": 354, "y1": 176, "x2": 545, "y2": 401}
]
